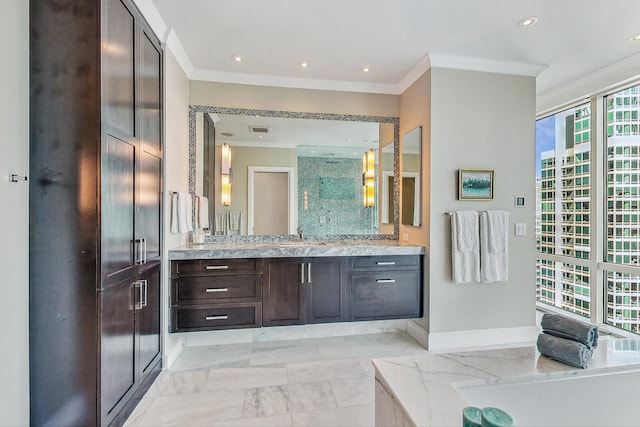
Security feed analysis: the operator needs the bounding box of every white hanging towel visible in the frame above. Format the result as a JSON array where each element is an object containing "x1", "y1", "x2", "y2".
[
  {"x1": 196, "y1": 196, "x2": 210, "y2": 229},
  {"x1": 480, "y1": 210, "x2": 509, "y2": 283},
  {"x1": 451, "y1": 210, "x2": 480, "y2": 283},
  {"x1": 228, "y1": 210, "x2": 241, "y2": 232},
  {"x1": 170, "y1": 192, "x2": 179, "y2": 234},
  {"x1": 185, "y1": 193, "x2": 193, "y2": 231},
  {"x1": 215, "y1": 211, "x2": 227, "y2": 235}
]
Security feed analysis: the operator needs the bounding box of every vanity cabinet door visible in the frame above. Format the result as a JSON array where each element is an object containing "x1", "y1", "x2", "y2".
[
  {"x1": 263, "y1": 258, "x2": 305, "y2": 326},
  {"x1": 307, "y1": 258, "x2": 347, "y2": 324}
]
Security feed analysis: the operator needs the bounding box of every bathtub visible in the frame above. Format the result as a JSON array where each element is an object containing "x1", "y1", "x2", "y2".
[{"x1": 458, "y1": 368, "x2": 640, "y2": 427}]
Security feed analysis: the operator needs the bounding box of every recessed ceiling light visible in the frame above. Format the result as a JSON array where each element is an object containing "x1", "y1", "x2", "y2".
[
  {"x1": 362, "y1": 67, "x2": 370, "y2": 73},
  {"x1": 631, "y1": 33, "x2": 640, "y2": 41},
  {"x1": 518, "y1": 16, "x2": 538, "y2": 27},
  {"x1": 298, "y1": 61, "x2": 309, "y2": 68},
  {"x1": 231, "y1": 55, "x2": 243, "y2": 62}
]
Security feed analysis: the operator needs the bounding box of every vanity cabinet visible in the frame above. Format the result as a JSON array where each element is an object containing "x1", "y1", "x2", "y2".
[
  {"x1": 347, "y1": 256, "x2": 423, "y2": 321},
  {"x1": 169, "y1": 254, "x2": 422, "y2": 333},
  {"x1": 263, "y1": 257, "x2": 347, "y2": 326},
  {"x1": 170, "y1": 259, "x2": 264, "y2": 332},
  {"x1": 29, "y1": 0, "x2": 163, "y2": 425},
  {"x1": 100, "y1": 264, "x2": 161, "y2": 423}
]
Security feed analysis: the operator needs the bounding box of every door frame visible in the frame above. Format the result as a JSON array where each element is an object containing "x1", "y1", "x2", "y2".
[
  {"x1": 402, "y1": 172, "x2": 420, "y2": 227},
  {"x1": 247, "y1": 166, "x2": 297, "y2": 235}
]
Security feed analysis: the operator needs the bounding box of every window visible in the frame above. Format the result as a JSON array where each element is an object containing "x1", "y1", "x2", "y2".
[
  {"x1": 537, "y1": 82, "x2": 640, "y2": 335},
  {"x1": 536, "y1": 104, "x2": 591, "y2": 317}
]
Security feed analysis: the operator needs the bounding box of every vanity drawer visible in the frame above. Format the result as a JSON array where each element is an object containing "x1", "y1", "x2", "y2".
[
  {"x1": 349, "y1": 255, "x2": 420, "y2": 271},
  {"x1": 171, "y1": 303, "x2": 262, "y2": 332},
  {"x1": 172, "y1": 259, "x2": 259, "y2": 277},
  {"x1": 173, "y1": 275, "x2": 262, "y2": 303},
  {"x1": 349, "y1": 270, "x2": 421, "y2": 320}
]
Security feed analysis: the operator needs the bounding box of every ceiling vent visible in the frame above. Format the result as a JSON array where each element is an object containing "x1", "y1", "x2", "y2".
[{"x1": 248, "y1": 125, "x2": 270, "y2": 134}]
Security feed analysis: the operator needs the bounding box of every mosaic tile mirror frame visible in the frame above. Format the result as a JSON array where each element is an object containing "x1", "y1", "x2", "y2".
[{"x1": 189, "y1": 105, "x2": 400, "y2": 242}]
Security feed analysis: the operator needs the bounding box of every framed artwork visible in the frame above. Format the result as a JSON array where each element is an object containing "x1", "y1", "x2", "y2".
[{"x1": 458, "y1": 169, "x2": 494, "y2": 200}]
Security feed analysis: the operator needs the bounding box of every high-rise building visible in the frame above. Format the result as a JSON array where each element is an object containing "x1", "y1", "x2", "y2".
[
  {"x1": 537, "y1": 85, "x2": 640, "y2": 332},
  {"x1": 605, "y1": 86, "x2": 640, "y2": 332}
]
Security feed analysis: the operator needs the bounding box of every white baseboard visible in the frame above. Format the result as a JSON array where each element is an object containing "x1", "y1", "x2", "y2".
[
  {"x1": 406, "y1": 320, "x2": 428, "y2": 349},
  {"x1": 164, "y1": 334, "x2": 184, "y2": 369},
  {"x1": 427, "y1": 326, "x2": 540, "y2": 351}
]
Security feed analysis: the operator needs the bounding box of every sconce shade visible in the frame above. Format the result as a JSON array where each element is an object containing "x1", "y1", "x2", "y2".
[
  {"x1": 221, "y1": 143, "x2": 232, "y2": 206},
  {"x1": 362, "y1": 149, "x2": 375, "y2": 207}
]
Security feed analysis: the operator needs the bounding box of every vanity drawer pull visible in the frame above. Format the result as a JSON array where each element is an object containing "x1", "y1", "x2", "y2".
[
  {"x1": 205, "y1": 265, "x2": 229, "y2": 270},
  {"x1": 205, "y1": 315, "x2": 229, "y2": 321},
  {"x1": 376, "y1": 279, "x2": 396, "y2": 283},
  {"x1": 205, "y1": 288, "x2": 228, "y2": 293},
  {"x1": 376, "y1": 261, "x2": 396, "y2": 266}
]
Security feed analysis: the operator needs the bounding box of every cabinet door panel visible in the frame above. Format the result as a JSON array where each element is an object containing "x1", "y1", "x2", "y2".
[
  {"x1": 308, "y1": 259, "x2": 345, "y2": 323},
  {"x1": 139, "y1": 30, "x2": 161, "y2": 153},
  {"x1": 101, "y1": 277, "x2": 136, "y2": 419},
  {"x1": 103, "y1": 135, "x2": 135, "y2": 279},
  {"x1": 137, "y1": 150, "x2": 161, "y2": 261},
  {"x1": 350, "y1": 270, "x2": 421, "y2": 320},
  {"x1": 264, "y1": 259, "x2": 304, "y2": 325},
  {"x1": 138, "y1": 265, "x2": 160, "y2": 376},
  {"x1": 104, "y1": 0, "x2": 135, "y2": 135}
]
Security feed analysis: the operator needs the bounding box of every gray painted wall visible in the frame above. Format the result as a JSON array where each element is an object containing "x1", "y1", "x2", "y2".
[
  {"x1": 428, "y1": 68, "x2": 537, "y2": 333},
  {"x1": 0, "y1": 1, "x2": 29, "y2": 424}
]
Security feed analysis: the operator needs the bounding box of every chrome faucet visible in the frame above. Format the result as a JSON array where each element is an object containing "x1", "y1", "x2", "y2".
[{"x1": 297, "y1": 227, "x2": 304, "y2": 240}]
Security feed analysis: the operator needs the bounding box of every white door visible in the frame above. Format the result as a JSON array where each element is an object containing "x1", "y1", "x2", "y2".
[{"x1": 248, "y1": 167, "x2": 296, "y2": 235}]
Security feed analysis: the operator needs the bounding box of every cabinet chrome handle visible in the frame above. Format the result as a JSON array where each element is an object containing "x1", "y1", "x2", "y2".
[
  {"x1": 134, "y1": 280, "x2": 144, "y2": 310},
  {"x1": 134, "y1": 239, "x2": 144, "y2": 265},
  {"x1": 300, "y1": 262, "x2": 305, "y2": 284},
  {"x1": 205, "y1": 265, "x2": 229, "y2": 270},
  {"x1": 205, "y1": 315, "x2": 228, "y2": 321},
  {"x1": 307, "y1": 263, "x2": 312, "y2": 283},
  {"x1": 141, "y1": 279, "x2": 148, "y2": 307},
  {"x1": 376, "y1": 279, "x2": 396, "y2": 283},
  {"x1": 376, "y1": 261, "x2": 396, "y2": 266},
  {"x1": 205, "y1": 288, "x2": 228, "y2": 293},
  {"x1": 142, "y1": 238, "x2": 147, "y2": 264}
]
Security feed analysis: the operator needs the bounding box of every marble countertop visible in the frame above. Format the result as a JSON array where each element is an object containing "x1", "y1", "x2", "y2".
[
  {"x1": 372, "y1": 338, "x2": 640, "y2": 427},
  {"x1": 169, "y1": 240, "x2": 425, "y2": 260}
]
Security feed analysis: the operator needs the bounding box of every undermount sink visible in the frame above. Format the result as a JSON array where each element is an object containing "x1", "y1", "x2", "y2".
[{"x1": 277, "y1": 241, "x2": 328, "y2": 247}]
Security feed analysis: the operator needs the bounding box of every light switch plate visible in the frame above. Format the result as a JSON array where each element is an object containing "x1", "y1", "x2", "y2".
[{"x1": 515, "y1": 223, "x2": 526, "y2": 236}]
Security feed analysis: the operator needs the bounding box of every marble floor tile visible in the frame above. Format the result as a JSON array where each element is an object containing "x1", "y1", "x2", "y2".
[
  {"x1": 145, "y1": 369, "x2": 210, "y2": 397},
  {"x1": 206, "y1": 414, "x2": 294, "y2": 427},
  {"x1": 125, "y1": 389, "x2": 246, "y2": 426},
  {"x1": 171, "y1": 345, "x2": 251, "y2": 371},
  {"x1": 243, "y1": 381, "x2": 337, "y2": 418},
  {"x1": 291, "y1": 404, "x2": 374, "y2": 427},
  {"x1": 249, "y1": 343, "x2": 321, "y2": 366},
  {"x1": 126, "y1": 331, "x2": 426, "y2": 427},
  {"x1": 204, "y1": 365, "x2": 288, "y2": 391},
  {"x1": 330, "y1": 376, "x2": 375, "y2": 407},
  {"x1": 286, "y1": 358, "x2": 367, "y2": 384}
]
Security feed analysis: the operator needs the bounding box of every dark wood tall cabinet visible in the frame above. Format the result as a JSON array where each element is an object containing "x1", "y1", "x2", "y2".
[{"x1": 29, "y1": 0, "x2": 163, "y2": 425}]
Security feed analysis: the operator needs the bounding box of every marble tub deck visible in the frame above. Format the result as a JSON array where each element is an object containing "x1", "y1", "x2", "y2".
[
  {"x1": 124, "y1": 331, "x2": 429, "y2": 426},
  {"x1": 373, "y1": 336, "x2": 640, "y2": 427}
]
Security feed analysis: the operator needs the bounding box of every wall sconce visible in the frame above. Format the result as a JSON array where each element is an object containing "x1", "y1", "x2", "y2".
[
  {"x1": 362, "y1": 149, "x2": 375, "y2": 208},
  {"x1": 303, "y1": 190, "x2": 309, "y2": 210},
  {"x1": 221, "y1": 143, "x2": 232, "y2": 206}
]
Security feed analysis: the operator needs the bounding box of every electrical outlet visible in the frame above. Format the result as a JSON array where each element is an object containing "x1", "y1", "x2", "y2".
[
  {"x1": 402, "y1": 233, "x2": 409, "y2": 241},
  {"x1": 515, "y1": 223, "x2": 527, "y2": 236}
]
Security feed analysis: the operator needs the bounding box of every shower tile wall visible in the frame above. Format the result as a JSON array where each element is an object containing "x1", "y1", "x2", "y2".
[{"x1": 298, "y1": 157, "x2": 377, "y2": 235}]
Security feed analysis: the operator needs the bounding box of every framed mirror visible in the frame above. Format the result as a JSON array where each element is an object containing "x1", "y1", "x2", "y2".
[
  {"x1": 189, "y1": 106, "x2": 399, "y2": 240},
  {"x1": 401, "y1": 126, "x2": 421, "y2": 227}
]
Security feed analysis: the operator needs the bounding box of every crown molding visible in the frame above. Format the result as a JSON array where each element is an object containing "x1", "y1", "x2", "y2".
[
  {"x1": 164, "y1": 29, "x2": 194, "y2": 77},
  {"x1": 190, "y1": 68, "x2": 401, "y2": 94},
  {"x1": 537, "y1": 51, "x2": 640, "y2": 115},
  {"x1": 427, "y1": 53, "x2": 547, "y2": 77}
]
